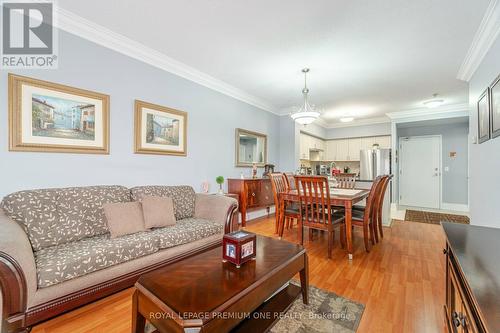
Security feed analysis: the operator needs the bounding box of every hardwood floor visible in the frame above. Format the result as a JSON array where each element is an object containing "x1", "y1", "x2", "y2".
[{"x1": 31, "y1": 217, "x2": 446, "y2": 333}]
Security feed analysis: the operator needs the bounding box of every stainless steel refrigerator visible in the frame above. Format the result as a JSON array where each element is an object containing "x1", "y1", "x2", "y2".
[{"x1": 360, "y1": 148, "x2": 391, "y2": 180}]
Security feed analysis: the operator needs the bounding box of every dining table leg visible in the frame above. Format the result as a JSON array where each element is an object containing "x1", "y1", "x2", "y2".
[
  {"x1": 274, "y1": 196, "x2": 280, "y2": 234},
  {"x1": 345, "y1": 205, "x2": 353, "y2": 260},
  {"x1": 278, "y1": 196, "x2": 285, "y2": 239}
]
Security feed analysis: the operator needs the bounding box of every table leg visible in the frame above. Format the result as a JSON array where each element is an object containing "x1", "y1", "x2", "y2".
[
  {"x1": 345, "y1": 206, "x2": 353, "y2": 260},
  {"x1": 297, "y1": 215, "x2": 303, "y2": 245},
  {"x1": 278, "y1": 198, "x2": 286, "y2": 239},
  {"x1": 131, "y1": 290, "x2": 146, "y2": 333},
  {"x1": 299, "y1": 253, "x2": 309, "y2": 305}
]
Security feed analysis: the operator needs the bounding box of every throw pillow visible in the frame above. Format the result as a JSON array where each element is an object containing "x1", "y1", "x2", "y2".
[
  {"x1": 103, "y1": 201, "x2": 146, "y2": 238},
  {"x1": 141, "y1": 196, "x2": 176, "y2": 229}
]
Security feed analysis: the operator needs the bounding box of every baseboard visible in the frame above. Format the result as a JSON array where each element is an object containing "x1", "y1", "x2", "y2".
[
  {"x1": 440, "y1": 203, "x2": 469, "y2": 213},
  {"x1": 390, "y1": 203, "x2": 406, "y2": 221},
  {"x1": 237, "y1": 207, "x2": 276, "y2": 224}
]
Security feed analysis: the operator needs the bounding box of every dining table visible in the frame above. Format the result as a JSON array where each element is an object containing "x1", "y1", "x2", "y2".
[{"x1": 278, "y1": 187, "x2": 370, "y2": 260}]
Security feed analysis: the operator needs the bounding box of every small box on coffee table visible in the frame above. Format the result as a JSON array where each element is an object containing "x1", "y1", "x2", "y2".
[{"x1": 222, "y1": 231, "x2": 256, "y2": 268}]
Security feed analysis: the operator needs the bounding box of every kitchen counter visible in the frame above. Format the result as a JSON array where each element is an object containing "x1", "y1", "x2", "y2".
[{"x1": 442, "y1": 222, "x2": 500, "y2": 332}]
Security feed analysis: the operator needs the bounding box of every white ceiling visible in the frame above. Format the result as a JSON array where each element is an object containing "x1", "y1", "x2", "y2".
[{"x1": 58, "y1": 0, "x2": 490, "y2": 125}]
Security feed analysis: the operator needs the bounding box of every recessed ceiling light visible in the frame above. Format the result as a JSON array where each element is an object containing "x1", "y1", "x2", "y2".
[
  {"x1": 340, "y1": 117, "x2": 354, "y2": 123},
  {"x1": 423, "y1": 93, "x2": 445, "y2": 108}
]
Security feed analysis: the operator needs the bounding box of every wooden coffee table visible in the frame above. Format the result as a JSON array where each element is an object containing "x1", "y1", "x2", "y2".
[{"x1": 132, "y1": 235, "x2": 308, "y2": 333}]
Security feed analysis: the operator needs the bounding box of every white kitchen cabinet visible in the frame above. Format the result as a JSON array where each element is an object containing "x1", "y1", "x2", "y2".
[
  {"x1": 325, "y1": 140, "x2": 337, "y2": 161},
  {"x1": 324, "y1": 135, "x2": 392, "y2": 162},
  {"x1": 376, "y1": 136, "x2": 391, "y2": 148},
  {"x1": 300, "y1": 133, "x2": 327, "y2": 160},
  {"x1": 348, "y1": 138, "x2": 362, "y2": 161},
  {"x1": 361, "y1": 137, "x2": 374, "y2": 150},
  {"x1": 335, "y1": 139, "x2": 349, "y2": 161},
  {"x1": 299, "y1": 134, "x2": 309, "y2": 159}
]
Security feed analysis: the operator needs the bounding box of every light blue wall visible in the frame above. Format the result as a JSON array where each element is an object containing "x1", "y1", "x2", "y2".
[
  {"x1": 397, "y1": 122, "x2": 469, "y2": 205},
  {"x1": 326, "y1": 122, "x2": 391, "y2": 139},
  {"x1": 469, "y1": 35, "x2": 500, "y2": 227},
  {"x1": 0, "y1": 30, "x2": 280, "y2": 197},
  {"x1": 278, "y1": 116, "x2": 299, "y2": 172}
]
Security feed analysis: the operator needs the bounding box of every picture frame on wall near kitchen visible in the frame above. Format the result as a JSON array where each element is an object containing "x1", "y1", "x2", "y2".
[
  {"x1": 490, "y1": 74, "x2": 500, "y2": 139},
  {"x1": 477, "y1": 88, "x2": 490, "y2": 144},
  {"x1": 8, "y1": 74, "x2": 110, "y2": 154}
]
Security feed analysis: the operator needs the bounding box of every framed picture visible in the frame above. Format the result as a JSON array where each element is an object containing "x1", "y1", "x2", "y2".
[
  {"x1": 8, "y1": 74, "x2": 110, "y2": 153},
  {"x1": 477, "y1": 88, "x2": 490, "y2": 144},
  {"x1": 134, "y1": 100, "x2": 187, "y2": 156},
  {"x1": 490, "y1": 74, "x2": 500, "y2": 139}
]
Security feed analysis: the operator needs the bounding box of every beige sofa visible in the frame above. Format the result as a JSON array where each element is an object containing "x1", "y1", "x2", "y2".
[{"x1": 0, "y1": 185, "x2": 238, "y2": 333}]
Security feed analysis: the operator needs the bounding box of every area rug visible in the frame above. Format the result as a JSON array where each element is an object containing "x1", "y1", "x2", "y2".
[
  {"x1": 405, "y1": 209, "x2": 470, "y2": 225},
  {"x1": 269, "y1": 283, "x2": 364, "y2": 333},
  {"x1": 145, "y1": 283, "x2": 364, "y2": 333}
]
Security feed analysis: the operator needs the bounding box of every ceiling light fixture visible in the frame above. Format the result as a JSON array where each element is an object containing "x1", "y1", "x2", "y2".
[
  {"x1": 290, "y1": 68, "x2": 320, "y2": 125},
  {"x1": 423, "y1": 93, "x2": 445, "y2": 108},
  {"x1": 340, "y1": 117, "x2": 354, "y2": 123}
]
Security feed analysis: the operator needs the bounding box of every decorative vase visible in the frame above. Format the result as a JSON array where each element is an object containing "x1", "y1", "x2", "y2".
[
  {"x1": 218, "y1": 184, "x2": 224, "y2": 195},
  {"x1": 252, "y1": 163, "x2": 257, "y2": 179}
]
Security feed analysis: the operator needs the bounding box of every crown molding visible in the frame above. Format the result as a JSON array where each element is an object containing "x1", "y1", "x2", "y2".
[
  {"x1": 53, "y1": 7, "x2": 277, "y2": 114},
  {"x1": 457, "y1": 0, "x2": 500, "y2": 82},
  {"x1": 386, "y1": 103, "x2": 470, "y2": 123}
]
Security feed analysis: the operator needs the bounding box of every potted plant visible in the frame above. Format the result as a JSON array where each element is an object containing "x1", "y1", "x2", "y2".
[{"x1": 216, "y1": 176, "x2": 225, "y2": 195}]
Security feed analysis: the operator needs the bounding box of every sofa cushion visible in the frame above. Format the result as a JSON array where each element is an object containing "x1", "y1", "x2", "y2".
[
  {"x1": 130, "y1": 186, "x2": 195, "y2": 220},
  {"x1": 142, "y1": 196, "x2": 176, "y2": 229},
  {"x1": 104, "y1": 201, "x2": 146, "y2": 238},
  {"x1": 1, "y1": 185, "x2": 131, "y2": 251},
  {"x1": 35, "y1": 231, "x2": 159, "y2": 288},
  {"x1": 149, "y1": 218, "x2": 223, "y2": 249}
]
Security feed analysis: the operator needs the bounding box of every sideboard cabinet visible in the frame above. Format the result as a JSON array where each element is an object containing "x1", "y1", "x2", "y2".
[
  {"x1": 442, "y1": 222, "x2": 500, "y2": 333},
  {"x1": 227, "y1": 178, "x2": 274, "y2": 227}
]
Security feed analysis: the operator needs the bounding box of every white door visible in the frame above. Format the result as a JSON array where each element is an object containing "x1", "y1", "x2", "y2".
[{"x1": 399, "y1": 136, "x2": 441, "y2": 209}]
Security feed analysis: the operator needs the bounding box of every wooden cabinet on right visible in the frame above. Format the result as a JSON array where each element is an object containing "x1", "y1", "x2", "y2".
[{"x1": 442, "y1": 222, "x2": 500, "y2": 333}]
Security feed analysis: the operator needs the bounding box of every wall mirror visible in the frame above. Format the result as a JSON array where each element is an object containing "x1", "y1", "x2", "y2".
[{"x1": 235, "y1": 128, "x2": 267, "y2": 167}]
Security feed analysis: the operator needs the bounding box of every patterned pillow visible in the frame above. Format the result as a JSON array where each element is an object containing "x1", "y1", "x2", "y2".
[
  {"x1": 130, "y1": 186, "x2": 195, "y2": 220},
  {"x1": 1, "y1": 185, "x2": 131, "y2": 251}
]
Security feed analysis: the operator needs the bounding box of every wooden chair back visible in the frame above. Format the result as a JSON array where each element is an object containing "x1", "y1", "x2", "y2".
[
  {"x1": 374, "y1": 175, "x2": 390, "y2": 210},
  {"x1": 284, "y1": 172, "x2": 296, "y2": 190},
  {"x1": 362, "y1": 175, "x2": 384, "y2": 224},
  {"x1": 376, "y1": 175, "x2": 392, "y2": 217},
  {"x1": 294, "y1": 175, "x2": 332, "y2": 230},
  {"x1": 335, "y1": 173, "x2": 357, "y2": 189},
  {"x1": 269, "y1": 173, "x2": 288, "y2": 209}
]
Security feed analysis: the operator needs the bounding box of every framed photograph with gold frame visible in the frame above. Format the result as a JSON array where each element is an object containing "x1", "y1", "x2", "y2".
[
  {"x1": 477, "y1": 88, "x2": 490, "y2": 144},
  {"x1": 490, "y1": 73, "x2": 500, "y2": 139},
  {"x1": 8, "y1": 74, "x2": 110, "y2": 154},
  {"x1": 134, "y1": 100, "x2": 187, "y2": 156}
]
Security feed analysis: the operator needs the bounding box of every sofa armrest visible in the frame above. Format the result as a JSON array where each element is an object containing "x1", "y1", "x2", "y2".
[
  {"x1": 194, "y1": 194, "x2": 238, "y2": 233},
  {"x1": 0, "y1": 211, "x2": 37, "y2": 332}
]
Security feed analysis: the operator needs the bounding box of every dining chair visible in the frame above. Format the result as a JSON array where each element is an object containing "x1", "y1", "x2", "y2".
[
  {"x1": 351, "y1": 175, "x2": 384, "y2": 252},
  {"x1": 269, "y1": 173, "x2": 299, "y2": 237},
  {"x1": 335, "y1": 173, "x2": 357, "y2": 189},
  {"x1": 284, "y1": 172, "x2": 296, "y2": 190},
  {"x1": 374, "y1": 175, "x2": 392, "y2": 240},
  {"x1": 352, "y1": 174, "x2": 389, "y2": 243},
  {"x1": 295, "y1": 175, "x2": 345, "y2": 259}
]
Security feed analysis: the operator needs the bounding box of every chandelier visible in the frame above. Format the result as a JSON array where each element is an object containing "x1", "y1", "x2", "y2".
[{"x1": 290, "y1": 68, "x2": 320, "y2": 125}]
